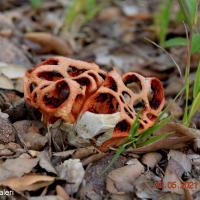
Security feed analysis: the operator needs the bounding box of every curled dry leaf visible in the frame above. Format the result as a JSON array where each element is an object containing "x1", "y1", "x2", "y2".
[
  {"x1": 57, "y1": 159, "x2": 85, "y2": 195},
  {"x1": 38, "y1": 151, "x2": 57, "y2": 174},
  {"x1": 0, "y1": 157, "x2": 38, "y2": 181},
  {"x1": 163, "y1": 160, "x2": 184, "y2": 195},
  {"x1": 56, "y1": 185, "x2": 70, "y2": 200},
  {"x1": 0, "y1": 173, "x2": 55, "y2": 192},
  {"x1": 168, "y1": 150, "x2": 192, "y2": 173},
  {"x1": 106, "y1": 159, "x2": 144, "y2": 194},
  {"x1": 82, "y1": 152, "x2": 105, "y2": 166},
  {"x1": 134, "y1": 171, "x2": 161, "y2": 199},
  {"x1": 141, "y1": 152, "x2": 162, "y2": 169},
  {"x1": 163, "y1": 154, "x2": 200, "y2": 196},
  {"x1": 0, "y1": 62, "x2": 26, "y2": 79},
  {"x1": 0, "y1": 74, "x2": 14, "y2": 90},
  {"x1": 80, "y1": 153, "x2": 127, "y2": 200},
  {"x1": 13, "y1": 120, "x2": 47, "y2": 150},
  {"x1": 72, "y1": 146, "x2": 98, "y2": 159},
  {"x1": 0, "y1": 36, "x2": 31, "y2": 67},
  {"x1": 25, "y1": 32, "x2": 73, "y2": 56}
]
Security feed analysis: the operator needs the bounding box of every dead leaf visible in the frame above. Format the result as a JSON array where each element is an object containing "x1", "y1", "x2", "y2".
[
  {"x1": 141, "y1": 152, "x2": 162, "y2": 169},
  {"x1": 134, "y1": 171, "x2": 161, "y2": 199},
  {"x1": 106, "y1": 159, "x2": 144, "y2": 194},
  {"x1": 0, "y1": 157, "x2": 38, "y2": 181},
  {"x1": 168, "y1": 150, "x2": 192, "y2": 173},
  {"x1": 72, "y1": 146, "x2": 98, "y2": 159},
  {"x1": 80, "y1": 153, "x2": 127, "y2": 200},
  {"x1": 0, "y1": 62, "x2": 26, "y2": 79},
  {"x1": 29, "y1": 196, "x2": 63, "y2": 200},
  {"x1": 22, "y1": 132, "x2": 48, "y2": 151},
  {"x1": 57, "y1": 159, "x2": 85, "y2": 195},
  {"x1": 0, "y1": 74, "x2": 14, "y2": 90},
  {"x1": 25, "y1": 32, "x2": 73, "y2": 56},
  {"x1": 38, "y1": 151, "x2": 57, "y2": 174},
  {"x1": 13, "y1": 120, "x2": 47, "y2": 150},
  {"x1": 130, "y1": 136, "x2": 191, "y2": 154},
  {"x1": 0, "y1": 36, "x2": 31, "y2": 67},
  {"x1": 56, "y1": 185, "x2": 70, "y2": 200},
  {"x1": 0, "y1": 173, "x2": 55, "y2": 192},
  {"x1": 163, "y1": 161, "x2": 183, "y2": 195},
  {"x1": 82, "y1": 152, "x2": 105, "y2": 166}
]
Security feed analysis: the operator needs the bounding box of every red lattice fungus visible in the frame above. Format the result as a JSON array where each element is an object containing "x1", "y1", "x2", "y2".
[{"x1": 24, "y1": 57, "x2": 165, "y2": 151}]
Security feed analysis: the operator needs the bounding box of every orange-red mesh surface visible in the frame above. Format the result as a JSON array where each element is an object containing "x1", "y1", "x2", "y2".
[{"x1": 24, "y1": 56, "x2": 165, "y2": 151}]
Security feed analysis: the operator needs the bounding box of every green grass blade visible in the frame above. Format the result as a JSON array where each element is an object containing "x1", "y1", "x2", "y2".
[
  {"x1": 30, "y1": 0, "x2": 43, "y2": 8},
  {"x1": 128, "y1": 114, "x2": 140, "y2": 139},
  {"x1": 178, "y1": 0, "x2": 197, "y2": 28},
  {"x1": 137, "y1": 132, "x2": 172, "y2": 148},
  {"x1": 193, "y1": 61, "x2": 200, "y2": 98},
  {"x1": 183, "y1": 77, "x2": 190, "y2": 125},
  {"x1": 164, "y1": 37, "x2": 187, "y2": 48},
  {"x1": 100, "y1": 144, "x2": 126, "y2": 175},
  {"x1": 192, "y1": 33, "x2": 200, "y2": 54},
  {"x1": 137, "y1": 116, "x2": 171, "y2": 142},
  {"x1": 157, "y1": 0, "x2": 173, "y2": 46},
  {"x1": 188, "y1": 92, "x2": 200, "y2": 124}
]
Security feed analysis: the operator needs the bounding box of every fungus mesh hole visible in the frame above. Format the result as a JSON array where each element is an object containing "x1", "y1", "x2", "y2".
[
  {"x1": 148, "y1": 79, "x2": 163, "y2": 110},
  {"x1": 115, "y1": 120, "x2": 130, "y2": 132},
  {"x1": 39, "y1": 58, "x2": 59, "y2": 66},
  {"x1": 43, "y1": 81, "x2": 70, "y2": 108},
  {"x1": 38, "y1": 71, "x2": 64, "y2": 81},
  {"x1": 133, "y1": 99, "x2": 145, "y2": 113},
  {"x1": 104, "y1": 76, "x2": 118, "y2": 92},
  {"x1": 67, "y1": 66, "x2": 87, "y2": 77},
  {"x1": 87, "y1": 93, "x2": 119, "y2": 114},
  {"x1": 124, "y1": 74, "x2": 142, "y2": 93},
  {"x1": 29, "y1": 82, "x2": 37, "y2": 93}
]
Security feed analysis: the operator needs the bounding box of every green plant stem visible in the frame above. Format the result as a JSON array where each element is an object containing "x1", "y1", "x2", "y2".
[{"x1": 183, "y1": 25, "x2": 192, "y2": 126}]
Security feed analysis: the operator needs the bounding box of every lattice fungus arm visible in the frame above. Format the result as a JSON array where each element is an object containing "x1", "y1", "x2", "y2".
[{"x1": 24, "y1": 57, "x2": 165, "y2": 151}]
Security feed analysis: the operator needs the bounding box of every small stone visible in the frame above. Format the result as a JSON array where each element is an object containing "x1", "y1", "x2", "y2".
[{"x1": 0, "y1": 117, "x2": 16, "y2": 144}]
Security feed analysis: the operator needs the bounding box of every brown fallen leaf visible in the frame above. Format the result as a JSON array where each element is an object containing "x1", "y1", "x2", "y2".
[
  {"x1": 141, "y1": 152, "x2": 162, "y2": 169},
  {"x1": 57, "y1": 159, "x2": 85, "y2": 195},
  {"x1": 106, "y1": 159, "x2": 144, "y2": 194},
  {"x1": 25, "y1": 32, "x2": 73, "y2": 56},
  {"x1": 163, "y1": 160, "x2": 184, "y2": 195},
  {"x1": 13, "y1": 120, "x2": 47, "y2": 150},
  {"x1": 134, "y1": 171, "x2": 161, "y2": 199},
  {"x1": 0, "y1": 157, "x2": 38, "y2": 181},
  {"x1": 82, "y1": 152, "x2": 105, "y2": 166},
  {"x1": 0, "y1": 173, "x2": 55, "y2": 192},
  {"x1": 56, "y1": 185, "x2": 70, "y2": 200},
  {"x1": 0, "y1": 36, "x2": 31, "y2": 67},
  {"x1": 80, "y1": 153, "x2": 127, "y2": 200},
  {"x1": 38, "y1": 151, "x2": 57, "y2": 175},
  {"x1": 168, "y1": 150, "x2": 191, "y2": 173},
  {"x1": 72, "y1": 146, "x2": 98, "y2": 159}
]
